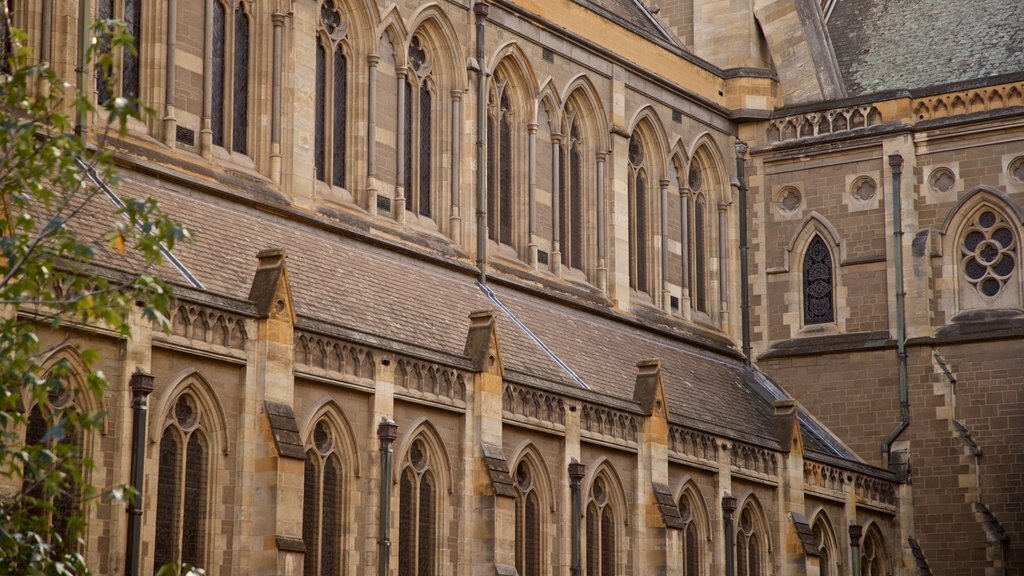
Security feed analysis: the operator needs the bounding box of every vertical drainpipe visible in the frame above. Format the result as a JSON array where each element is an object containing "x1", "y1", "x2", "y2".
[
  {"x1": 474, "y1": 1, "x2": 489, "y2": 283},
  {"x1": 76, "y1": 0, "x2": 90, "y2": 143},
  {"x1": 849, "y1": 523, "x2": 863, "y2": 576},
  {"x1": 568, "y1": 459, "x2": 586, "y2": 576},
  {"x1": 125, "y1": 369, "x2": 154, "y2": 576},
  {"x1": 881, "y1": 152, "x2": 908, "y2": 468},
  {"x1": 376, "y1": 418, "x2": 399, "y2": 576},
  {"x1": 163, "y1": 0, "x2": 177, "y2": 148},
  {"x1": 40, "y1": 0, "x2": 53, "y2": 66},
  {"x1": 722, "y1": 494, "x2": 737, "y2": 576},
  {"x1": 735, "y1": 141, "x2": 751, "y2": 366}
]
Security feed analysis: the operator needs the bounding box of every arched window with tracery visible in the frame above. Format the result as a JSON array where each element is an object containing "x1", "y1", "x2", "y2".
[
  {"x1": 677, "y1": 490, "x2": 705, "y2": 576},
  {"x1": 315, "y1": 1, "x2": 348, "y2": 189},
  {"x1": 488, "y1": 76, "x2": 514, "y2": 246},
  {"x1": 812, "y1": 515, "x2": 838, "y2": 576},
  {"x1": 628, "y1": 133, "x2": 649, "y2": 294},
  {"x1": 211, "y1": 0, "x2": 251, "y2": 154},
  {"x1": 399, "y1": 438, "x2": 436, "y2": 576},
  {"x1": 403, "y1": 35, "x2": 433, "y2": 219},
  {"x1": 803, "y1": 235, "x2": 834, "y2": 324},
  {"x1": 736, "y1": 507, "x2": 764, "y2": 576},
  {"x1": 302, "y1": 419, "x2": 344, "y2": 576},
  {"x1": 95, "y1": 0, "x2": 141, "y2": 103},
  {"x1": 154, "y1": 392, "x2": 210, "y2": 574},
  {"x1": 514, "y1": 460, "x2": 541, "y2": 576},
  {"x1": 561, "y1": 115, "x2": 585, "y2": 271},
  {"x1": 585, "y1": 476, "x2": 616, "y2": 576},
  {"x1": 959, "y1": 205, "x2": 1018, "y2": 306},
  {"x1": 860, "y1": 526, "x2": 888, "y2": 576},
  {"x1": 687, "y1": 162, "x2": 709, "y2": 314}
]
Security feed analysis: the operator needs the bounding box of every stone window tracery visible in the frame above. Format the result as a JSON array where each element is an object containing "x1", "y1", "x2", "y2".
[
  {"x1": 95, "y1": 0, "x2": 141, "y2": 104},
  {"x1": 677, "y1": 491, "x2": 703, "y2": 576},
  {"x1": 693, "y1": 193, "x2": 707, "y2": 313},
  {"x1": 628, "y1": 133, "x2": 649, "y2": 294},
  {"x1": 561, "y1": 116, "x2": 585, "y2": 271},
  {"x1": 803, "y1": 235, "x2": 835, "y2": 325},
  {"x1": 514, "y1": 461, "x2": 541, "y2": 576},
  {"x1": 303, "y1": 419, "x2": 344, "y2": 576},
  {"x1": 488, "y1": 78, "x2": 514, "y2": 246},
  {"x1": 154, "y1": 392, "x2": 210, "y2": 574},
  {"x1": 399, "y1": 439, "x2": 436, "y2": 576},
  {"x1": 812, "y1": 517, "x2": 837, "y2": 576},
  {"x1": 736, "y1": 508, "x2": 763, "y2": 576},
  {"x1": 211, "y1": 1, "x2": 251, "y2": 155},
  {"x1": 960, "y1": 208, "x2": 1016, "y2": 299},
  {"x1": 860, "y1": 527, "x2": 888, "y2": 576},
  {"x1": 403, "y1": 35, "x2": 433, "y2": 219},
  {"x1": 315, "y1": 1, "x2": 349, "y2": 189},
  {"x1": 586, "y1": 476, "x2": 616, "y2": 576}
]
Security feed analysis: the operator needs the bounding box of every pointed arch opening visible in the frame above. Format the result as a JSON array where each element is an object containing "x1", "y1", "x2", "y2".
[
  {"x1": 736, "y1": 497, "x2": 770, "y2": 576},
  {"x1": 803, "y1": 234, "x2": 835, "y2": 325},
  {"x1": 676, "y1": 481, "x2": 711, "y2": 576}
]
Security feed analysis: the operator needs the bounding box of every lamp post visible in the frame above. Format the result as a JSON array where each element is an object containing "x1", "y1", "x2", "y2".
[
  {"x1": 722, "y1": 494, "x2": 738, "y2": 576},
  {"x1": 377, "y1": 418, "x2": 399, "y2": 576},
  {"x1": 125, "y1": 368, "x2": 154, "y2": 576},
  {"x1": 568, "y1": 459, "x2": 586, "y2": 576}
]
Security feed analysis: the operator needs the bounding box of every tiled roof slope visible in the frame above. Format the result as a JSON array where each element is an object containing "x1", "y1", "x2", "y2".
[
  {"x1": 827, "y1": 0, "x2": 1024, "y2": 95},
  {"x1": 572, "y1": 0, "x2": 679, "y2": 48},
  {"x1": 115, "y1": 172, "x2": 860, "y2": 457}
]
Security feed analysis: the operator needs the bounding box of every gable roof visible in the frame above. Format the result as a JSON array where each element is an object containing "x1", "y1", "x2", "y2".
[
  {"x1": 827, "y1": 0, "x2": 1024, "y2": 95},
  {"x1": 572, "y1": 0, "x2": 681, "y2": 49}
]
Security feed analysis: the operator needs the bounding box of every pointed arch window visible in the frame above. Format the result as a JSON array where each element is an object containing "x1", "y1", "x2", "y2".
[
  {"x1": 561, "y1": 117, "x2": 585, "y2": 270},
  {"x1": 303, "y1": 420, "x2": 344, "y2": 576},
  {"x1": 488, "y1": 78, "x2": 514, "y2": 246},
  {"x1": 960, "y1": 207, "x2": 1017, "y2": 300},
  {"x1": 860, "y1": 527, "x2": 888, "y2": 576},
  {"x1": 804, "y1": 235, "x2": 835, "y2": 324},
  {"x1": 154, "y1": 392, "x2": 210, "y2": 574},
  {"x1": 95, "y1": 0, "x2": 141, "y2": 104},
  {"x1": 514, "y1": 461, "x2": 541, "y2": 576},
  {"x1": 315, "y1": 1, "x2": 349, "y2": 188},
  {"x1": 736, "y1": 508, "x2": 762, "y2": 576},
  {"x1": 403, "y1": 36, "x2": 433, "y2": 219},
  {"x1": 399, "y1": 439, "x2": 436, "y2": 576},
  {"x1": 628, "y1": 133, "x2": 649, "y2": 294},
  {"x1": 585, "y1": 477, "x2": 615, "y2": 576},
  {"x1": 678, "y1": 492, "x2": 703, "y2": 576},
  {"x1": 812, "y1": 518, "x2": 838, "y2": 576},
  {"x1": 211, "y1": 1, "x2": 251, "y2": 154},
  {"x1": 21, "y1": 378, "x2": 83, "y2": 557}
]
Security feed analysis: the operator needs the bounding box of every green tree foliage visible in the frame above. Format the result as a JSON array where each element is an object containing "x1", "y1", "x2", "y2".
[{"x1": 0, "y1": 17, "x2": 188, "y2": 575}]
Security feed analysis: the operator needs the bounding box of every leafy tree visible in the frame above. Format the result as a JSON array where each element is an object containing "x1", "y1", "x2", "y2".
[{"x1": 0, "y1": 15, "x2": 189, "y2": 575}]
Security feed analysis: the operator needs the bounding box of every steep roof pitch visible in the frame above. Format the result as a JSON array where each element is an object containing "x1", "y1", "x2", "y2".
[
  {"x1": 572, "y1": 0, "x2": 680, "y2": 48},
  {"x1": 827, "y1": 0, "x2": 1024, "y2": 95}
]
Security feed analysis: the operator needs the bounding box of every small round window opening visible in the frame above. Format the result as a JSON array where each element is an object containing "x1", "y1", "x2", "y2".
[
  {"x1": 313, "y1": 421, "x2": 332, "y2": 454},
  {"x1": 592, "y1": 478, "x2": 607, "y2": 505},
  {"x1": 1009, "y1": 156, "x2": 1024, "y2": 184},
  {"x1": 175, "y1": 394, "x2": 199, "y2": 429},
  {"x1": 961, "y1": 209, "x2": 1017, "y2": 298},
  {"x1": 778, "y1": 187, "x2": 801, "y2": 214},
  {"x1": 410, "y1": 439, "x2": 427, "y2": 471},
  {"x1": 515, "y1": 462, "x2": 532, "y2": 491},
  {"x1": 688, "y1": 164, "x2": 703, "y2": 193}
]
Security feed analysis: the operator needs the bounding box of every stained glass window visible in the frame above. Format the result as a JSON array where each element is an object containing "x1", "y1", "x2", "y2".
[
  {"x1": 96, "y1": 0, "x2": 114, "y2": 103},
  {"x1": 559, "y1": 142, "x2": 567, "y2": 265},
  {"x1": 636, "y1": 171, "x2": 648, "y2": 293},
  {"x1": 570, "y1": 143, "x2": 583, "y2": 270},
  {"x1": 515, "y1": 462, "x2": 541, "y2": 576},
  {"x1": 678, "y1": 493, "x2": 701, "y2": 576},
  {"x1": 333, "y1": 48, "x2": 347, "y2": 188},
  {"x1": 315, "y1": 43, "x2": 327, "y2": 182},
  {"x1": 499, "y1": 97, "x2": 513, "y2": 245},
  {"x1": 232, "y1": 4, "x2": 249, "y2": 154},
  {"x1": 694, "y1": 195, "x2": 707, "y2": 313},
  {"x1": 322, "y1": 456, "x2": 341, "y2": 576},
  {"x1": 804, "y1": 235, "x2": 834, "y2": 324},
  {"x1": 181, "y1": 433, "x2": 207, "y2": 569},
  {"x1": 586, "y1": 478, "x2": 615, "y2": 576},
  {"x1": 404, "y1": 79, "x2": 414, "y2": 210},
  {"x1": 212, "y1": 1, "x2": 226, "y2": 147},
  {"x1": 302, "y1": 454, "x2": 320, "y2": 576},
  {"x1": 419, "y1": 84, "x2": 432, "y2": 218},
  {"x1": 586, "y1": 503, "x2": 598, "y2": 576},
  {"x1": 122, "y1": 0, "x2": 141, "y2": 98},
  {"x1": 960, "y1": 209, "x2": 1017, "y2": 299},
  {"x1": 861, "y1": 528, "x2": 887, "y2": 576},
  {"x1": 737, "y1": 509, "x2": 761, "y2": 576},
  {"x1": 487, "y1": 98, "x2": 498, "y2": 241},
  {"x1": 154, "y1": 432, "x2": 181, "y2": 573},
  {"x1": 399, "y1": 440, "x2": 436, "y2": 576}
]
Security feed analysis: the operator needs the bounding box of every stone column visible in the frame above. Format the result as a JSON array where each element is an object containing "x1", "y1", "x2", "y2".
[
  {"x1": 162, "y1": 0, "x2": 177, "y2": 148},
  {"x1": 365, "y1": 54, "x2": 379, "y2": 216},
  {"x1": 679, "y1": 187, "x2": 691, "y2": 319},
  {"x1": 527, "y1": 123, "x2": 539, "y2": 266},
  {"x1": 394, "y1": 68, "x2": 407, "y2": 222},
  {"x1": 269, "y1": 12, "x2": 285, "y2": 184},
  {"x1": 660, "y1": 179, "x2": 671, "y2": 311},
  {"x1": 718, "y1": 203, "x2": 729, "y2": 326},
  {"x1": 551, "y1": 134, "x2": 562, "y2": 273},
  {"x1": 450, "y1": 90, "x2": 463, "y2": 244},
  {"x1": 596, "y1": 153, "x2": 608, "y2": 293},
  {"x1": 199, "y1": 0, "x2": 214, "y2": 159}
]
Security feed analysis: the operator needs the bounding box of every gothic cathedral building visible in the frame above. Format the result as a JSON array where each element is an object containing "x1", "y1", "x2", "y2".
[{"x1": 8, "y1": 0, "x2": 1023, "y2": 575}]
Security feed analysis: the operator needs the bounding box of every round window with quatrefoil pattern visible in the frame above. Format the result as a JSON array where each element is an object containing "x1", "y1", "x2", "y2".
[{"x1": 961, "y1": 209, "x2": 1017, "y2": 298}]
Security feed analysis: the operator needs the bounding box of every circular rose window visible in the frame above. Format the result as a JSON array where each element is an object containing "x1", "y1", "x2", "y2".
[{"x1": 961, "y1": 210, "x2": 1016, "y2": 298}]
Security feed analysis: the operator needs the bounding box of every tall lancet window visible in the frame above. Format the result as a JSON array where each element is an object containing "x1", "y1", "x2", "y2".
[
  {"x1": 302, "y1": 420, "x2": 344, "y2": 576},
  {"x1": 314, "y1": 1, "x2": 349, "y2": 188},
  {"x1": 488, "y1": 78, "x2": 514, "y2": 245},
  {"x1": 403, "y1": 36, "x2": 433, "y2": 218},
  {"x1": 514, "y1": 461, "x2": 541, "y2": 576},
  {"x1": 803, "y1": 235, "x2": 835, "y2": 324},
  {"x1": 95, "y1": 0, "x2": 141, "y2": 103},
  {"x1": 628, "y1": 133, "x2": 649, "y2": 293},
  {"x1": 689, "y1": 163, "x2": 708, "y2": 313},
  {"x1": 398, "y1": 439, "x2": 436, "y2": 576},
  {"x1": 211, "y1": 1, "x2": 251, "y2": 154},
  {"x1": 736, "y1": 508, "x2": 762, "y2": 576},
  {"x1": 585, "y1": 477, "x2": 616, "y2": 576},
  {"x1": 561, "y1": 116, "x2": 584, "y2": 270}
]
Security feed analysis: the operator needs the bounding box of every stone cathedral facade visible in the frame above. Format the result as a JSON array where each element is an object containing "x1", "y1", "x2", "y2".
[{"x1": 8, "y1": 0, "x2": 1024, "y2": 575}]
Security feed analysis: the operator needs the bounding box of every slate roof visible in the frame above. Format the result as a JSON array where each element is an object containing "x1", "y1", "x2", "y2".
[
  {"x1": 108, "y1": 171, "x2": 866, "y2": 460},
  {"x1": 827, "y1": 0, "x2": 1024, "y2": 95},
  {"x1": 571, "y1": 0, "x2": 680, "y2": 49}
]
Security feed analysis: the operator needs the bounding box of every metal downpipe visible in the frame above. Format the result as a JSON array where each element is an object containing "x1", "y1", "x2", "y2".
[
  {"x1": 474, "y1": 2, "x2": 489, "y2": 283},
  {"x1": 735, "y1": 141, "x2": 752, "y2": 366},
  {"x1": 881, "y1": 152, "x2": 909, "y2": 468}
]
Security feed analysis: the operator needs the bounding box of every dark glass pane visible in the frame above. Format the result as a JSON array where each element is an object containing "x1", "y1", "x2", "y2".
[
  {"x1": 820, "y1": 548, "x2": 829, "y2": 576},
  {"x1": 53, "y1": 426, "x2": 80, "y2": 554},
  {"x1": 122, "y1": 0, "x2": 141, "y2": 98},
  {"x1": 95, "y1": 0, "x2": 113, "y2": 103},
  {"x1": 559, "y1": 144, "x2": 567, "y2": 266},
  {"x1": 804, "y1": 236, "x2": 834, "y2": 324},
  {"x1": 499, "y1": 116, "x2": 513, "y2": 245},
  {"x1": 749, "y1": 536, "x2": 760, "y2": 576},
  {"x1": 22, "y1": 407, "x2": 47, "y2": 521},
  {"x1": 695, "y1": 197, "x2": 706, "y2": 312},
  {"x1": 181, "y1": 433, "x2": 207, "y2": 570},
  {"x1": 212, "y1": 2, "x2": 226, "y2": 147},
  {"x1": 525, "y1": 492, "x2": 540, "y2": 576},
  {"x1": 684, "y1": 524, "x2": 698, "y2": 576},
  {"x1": 315, "y1": 42, "x2": 327, "y2": 182},
  {"x1": 586, "y1": 503, "x2": 598, "y2": 576},
  {"x1": 515, "y1": 491, "x2": 525, "y2": 575},
  {"x1": 628, "y1": 175, "x2": 636, "y2": 290},
  {"x1": 232, "y1": 6, "x2": 249, "y2": 154},
  {"x1": 321, "y1": 456, "x2": 341, "y2": 576},
  {"x1": 736, "y1": 539, "x2": 747, "y2": 576},
  {"x1": 404, "y1": 80, "x2": 413, "y2": 210},
  {"x1": 570, "y1": 146, "x2": 583, "y2": 269},
  {"x1": 419, "y1": 84, "x2": 432, "y2": 218},
  {"x1": 487, "y1": 115, "x2": 498, "y2": 241},
  {"x1": 418, "y1": 474, "x2": 435, "y2": 576},
  {"x1": 601, "y1": 507, "x2": 614, "y2": 576},
  {"x1": 154, "y1": 432, "x2": 181, "y2": 574},
  {"x1": 636, "y1": 172, "x2": 648, "y2": 293},
  {"x1": 398, "y1": 470, "x2": 415, "y2": 576},
  {"x1": 333, "y1": 48, "x2": 347, "y2": 188},
  {"x1": 303, "y1": 453, "x2": 319, "y2": 576}
]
